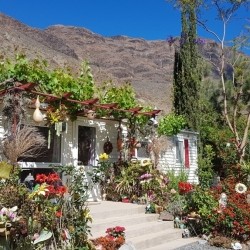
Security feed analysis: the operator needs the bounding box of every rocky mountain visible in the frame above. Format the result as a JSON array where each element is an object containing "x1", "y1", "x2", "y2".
[{"x1": 0, "y1": 13, "x2": 220, "y2": 113}]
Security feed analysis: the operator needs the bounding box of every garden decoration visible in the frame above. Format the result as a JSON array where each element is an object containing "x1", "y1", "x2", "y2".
[
  {"x1": 247, "y1": 194, "x2": 250, "y2": 204},
  {"x1": 86, "y1": 109, "x2": 96, "y2": 119},
  {"x1": 231, "y1": 242, "x2": 242, "y2": 250},
  {"x1": 235, "y1": 183, "x2": 247, "y2": 194},
  {"x1": 182, "y1": 229, "x2": 190, "y2": 238},
  {"x1": 23, "y1": 172, "x2": 35, "y2": 191},
  {"x1": 33, "y1": 95, "x2": 44, "y2": 123},
  {"x1": 103, "y1": 137, "x2": 113, "y2": 155},
  {"x1": 218, "y1": 192, "x2": 227, "y2": 211}
]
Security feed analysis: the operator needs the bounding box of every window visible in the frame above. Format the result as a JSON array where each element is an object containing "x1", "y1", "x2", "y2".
[
  {"x1": 176, "y1": 140, "x2": 184, "y2": 164},
  {"x1": 19, "y1": 126, "x2": 61, "y2": 163},
  {"x1": 176, "y1": 139, "x2": 190, "y2": 168},
  {"x1": 78, "y1": 126, "x2": 96, "y2": 165}
]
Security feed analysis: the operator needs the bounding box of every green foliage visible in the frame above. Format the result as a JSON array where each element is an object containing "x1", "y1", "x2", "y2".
[
  {"x1": 0, "y1": 55, "x2": 95, "y2": 119},
  {"x1": 157, "y1": 113, "x2": 186, "y2": 136},
  {"x1": 57, "y1": 165, "x2": 93, "y2": 248},
  {"x1": 166, "y1": 193, "x2": 187, "y2": 217},
  {"x1": 172, "y1": 1, "x2": 202, "y2": 131},
  {"x1": 184, "y1": 187, "x2": 218, "y2": 234},
  {"x1": 240, "y1": 160, "x2": 250, "y2": 185},
  {"x1": 197, "y1": 145, "x2": 215, "y2": 188},
  {"x1": 165, "y1": 168, "x2": 188, "y2": 191},
  {"x1": 95, "y1": 82, "x2": 137, "y2": 119}
]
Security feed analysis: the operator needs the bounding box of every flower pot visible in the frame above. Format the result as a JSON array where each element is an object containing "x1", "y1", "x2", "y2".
[{"x1": 122, "y1": 198, "x2": 130, "y2": 203}]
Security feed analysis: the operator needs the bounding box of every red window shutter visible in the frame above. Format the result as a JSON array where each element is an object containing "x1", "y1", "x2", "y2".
[{"x1": 184, "y1": 139, "x2": 190, "y2": 168}]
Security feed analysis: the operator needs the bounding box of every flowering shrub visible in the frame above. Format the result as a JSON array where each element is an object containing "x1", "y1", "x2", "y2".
[
  {"x1": 34, "y1": 173, "x2": 67, "y2": 198},
  {"x1": 178, "y1": 181, "x2": 193, "y2": 194},
  {"x1": 92, "y1": 235, "x2": 125, "y2": 250},
  {"x1": 185, "y1": 177, "x2": 250, "y2": 242},
  {"x1": 106, "y1": 226, "x2": 125, "y2": 238},
  {"x1": 92, "y1": 226, "x2": 125, "y2": 250},
  {"x1": 0, "y1": 166, "x2": 94, "y2": 249},
  {"x1": 210, "y1": 177, "x2": 250, "y2": 241}
]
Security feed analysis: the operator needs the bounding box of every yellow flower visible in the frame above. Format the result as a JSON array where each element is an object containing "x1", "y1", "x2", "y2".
[
  {"x1": 29, "y1": 183, "x2": 49, "y2": 199},
  {"x1": 99, "y1": 153, "x2": 109, "y2": 160},
  {"x1": 235, "y1": 183, "x2": 247, "y2": 194}
]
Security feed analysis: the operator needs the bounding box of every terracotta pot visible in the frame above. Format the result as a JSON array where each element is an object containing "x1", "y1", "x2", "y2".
[{"x1": 122, "y1": 198, "x2": 130, "y2": 203}]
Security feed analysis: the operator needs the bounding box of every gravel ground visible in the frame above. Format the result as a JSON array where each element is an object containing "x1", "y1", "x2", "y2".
[{"x1": 175, "y1": 241, "x2": 228, "y2": 250}]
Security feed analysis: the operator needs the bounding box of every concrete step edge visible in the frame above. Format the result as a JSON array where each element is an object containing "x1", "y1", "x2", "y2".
[
  {"x1": 128, "y1": 229, "x2": 182, "y2": 249},
  {"x1": 90, "y1": 220, "x2": 176, "y2": 239},
  {"x1": 91, "y1": 213, "x2": 159, "y2": 228},
  {"x1": 145, "y1": 237, "x2": 199, "y2": 250},
  {"x1": 90, "y1": 206, "x2": 146, "y2": 218}
]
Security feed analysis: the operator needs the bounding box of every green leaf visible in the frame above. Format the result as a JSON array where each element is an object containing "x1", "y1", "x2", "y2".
[{"x1": 0, "y1": 161, "x2": 13, "y2": 179}]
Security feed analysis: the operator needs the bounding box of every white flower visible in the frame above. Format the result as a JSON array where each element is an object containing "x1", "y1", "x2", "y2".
[{"x1": 235, "y1": 183, "x2": 247, "y2": 194}]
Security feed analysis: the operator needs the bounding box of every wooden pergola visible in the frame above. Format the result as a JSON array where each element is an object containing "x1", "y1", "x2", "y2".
[{"x1": 0, "y1": 82, "x2": 161, "y2": 118}]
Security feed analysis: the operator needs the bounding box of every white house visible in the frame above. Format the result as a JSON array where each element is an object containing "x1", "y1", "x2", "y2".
[{"x1": 0, "y1": 105, "x2": 199, "y2": 201}]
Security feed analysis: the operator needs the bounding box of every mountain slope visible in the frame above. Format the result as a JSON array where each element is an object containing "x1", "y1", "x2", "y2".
[{"x1": 0, "y1": 13, "x2": 177, "y2": 112}]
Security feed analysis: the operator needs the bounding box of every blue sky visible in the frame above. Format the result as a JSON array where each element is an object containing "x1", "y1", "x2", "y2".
[{"x1": 0, "y1": 1, "x2": 249, "y2": 49}]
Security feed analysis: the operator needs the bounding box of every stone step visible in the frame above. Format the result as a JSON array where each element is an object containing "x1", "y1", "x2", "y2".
[
  {"x1": 126, "y1": 220, "x2": 174, "y2": 239},
  {"x1": 90, "y1": 213, "x2": 160, "y2": 237},
  {"x1": 88, "y1": 201, "x2": 146, "y2": 220},
  {"x1": 88, "y1": 201, "x2": 196, "y2": 250},
  {"x1": 128, "y1": 228, "x2": 182, "y2": 249},
  {"x1": 146, "y1": 237, "x2": 199, "y2": 250}
]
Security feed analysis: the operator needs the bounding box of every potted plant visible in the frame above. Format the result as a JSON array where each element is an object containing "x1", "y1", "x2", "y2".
[{"x1": 121, "y1": 195, "x2": 130, "y2": 203}]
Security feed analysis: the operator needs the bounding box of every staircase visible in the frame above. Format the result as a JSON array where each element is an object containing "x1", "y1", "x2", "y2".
[{"x1": 88, "y1": 201, "x2": 198, "y2": 250}]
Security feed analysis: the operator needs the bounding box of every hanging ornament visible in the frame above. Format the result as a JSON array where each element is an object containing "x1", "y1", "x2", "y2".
[
  {"x1": 86, "y1": 110, "x2": 96, "y2": 119},
  {"x1": 117, "y1": 122, "x2": 123, "y2": 151},
  {"x1": 33, "y1": 96, "x2": 44, "y2": 123},
  {"x1": 103, "y1": 137, "x2": 113, "y2": 154}
]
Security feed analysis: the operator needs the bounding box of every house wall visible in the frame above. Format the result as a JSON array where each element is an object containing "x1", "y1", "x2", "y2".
[
  {"x1": 0, "y1": 106, "x2": 121, "y2": 201},
  {"x1": 158, "y1": 130, "x2": 199, "y2": 184},
  {"x1": 0, "y1": 104, "x2": 199, "y2": 200}
]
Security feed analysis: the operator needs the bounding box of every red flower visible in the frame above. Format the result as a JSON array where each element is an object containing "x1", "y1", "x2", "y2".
[
  {"x1": 56, "y1": 186, "x2": 67, "y2": 196},
  {"x1": 46, "y1": 185, "x2": 56, "y2": 195},
  {"x1": 47, "y1": 173, "x2": 60, "y2": 183},
  {"x1": 56, "y1": 210, "x2": 62, "y2": 217},
  {"x1": 178, "y1": 181, "x2": 193, "y2": 194},
  {"x1": 35, "y1": 174, "x2": 48, "y2": 183}
]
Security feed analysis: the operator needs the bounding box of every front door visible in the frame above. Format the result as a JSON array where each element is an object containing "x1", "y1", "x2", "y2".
[{"x1": 77, "y1": 125, "x2": 96, "y2": 166}]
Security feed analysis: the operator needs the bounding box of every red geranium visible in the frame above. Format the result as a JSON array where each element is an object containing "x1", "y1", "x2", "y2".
[
  {"x1": 56, "y1": 186, "x2": 67, "y2": 196},
  {"x1": 105, "y1": 226, "x2": 125, "y2": 238},
  {"x1": 178, "y1": 181, "x2": 193, "y2": 194},
  {"x1": 35, "y1": 174, "x2": 48, "y2": 183},
  {"x1": 55, "y1": 210, "x2": 62, "y2": 217},
  {"x1": 47, "y1": 173, "x2": 60, "y2": 183}
]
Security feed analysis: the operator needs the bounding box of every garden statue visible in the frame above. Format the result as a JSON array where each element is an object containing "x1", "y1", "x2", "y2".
[
  {"x1": 247, "y1": 194, "x2": 250, "y2": 204},
  {"x1": 182, "y1": 229, "x2": 190, "y2": 238},
  {"x1": 174, "y1": 216, "x2": 181, "y2": 228},
  {"x1": 231, "y1": 242, "x2": 242, "y2": 250},
  {"x1": 219, "y1": 192, "x2": 227, "y2": 210},
  {"x1": 24, "y1": 173, "x2": 35, "y2": 191}
]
